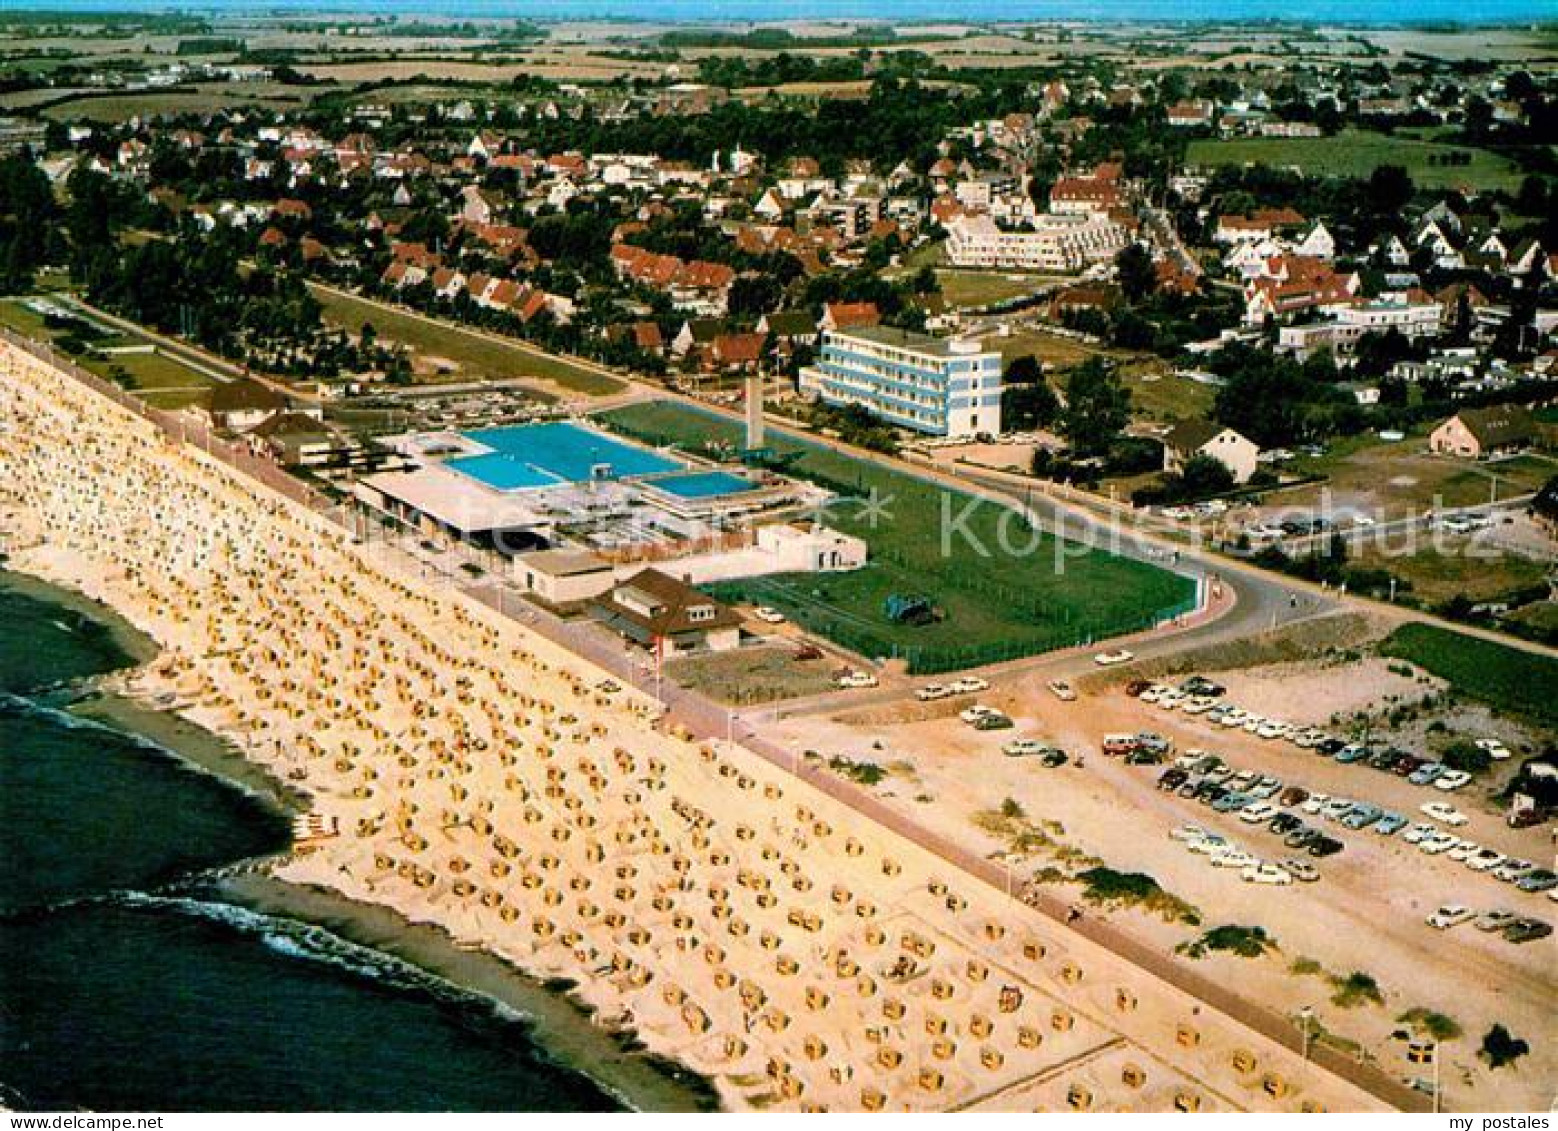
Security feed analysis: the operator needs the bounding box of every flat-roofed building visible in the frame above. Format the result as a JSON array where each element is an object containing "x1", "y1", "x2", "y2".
[
  {"x1": 799, "y1": 325, "x2": 1003, "y2": 436},
  {"x1": 944, "y1": 212, "x2": 1127, "y2": 272}
]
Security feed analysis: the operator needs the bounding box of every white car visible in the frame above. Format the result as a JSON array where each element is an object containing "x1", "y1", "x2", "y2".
[
  {"x1": 1426, "y1": 904, "x2": 1476, "y2": 929},
  {"x1": 1182, "y1": 696, "x2": 1218, "y2": 715},
  {"x1": 1188, "y1": 834, "x2": 1232, "y2": 856},
  {"x1": 959, "y1": 704, "x2": 998, "y2": 725},
  {"x1": 1218, "y1": 709, "x2": 1249, "y2": 728},
  {"x1": 836, "y1": 670, "x2": 879, "y2": 690},
  {"x1": 1210, "y1": 849, "x2": 1259, "y2": 870},
  {"x1": 1280, "y1": 858, "x2": 1321, "y2": 883},
  {"x1": 1002, "y1": 738, "x2": 1047, "y2": 758},
  {"x1": 752, "y1": 606, "x2": 786, "y2": 624},
  {"x1": 1242, "y1": 863, "x2": 1293, "y2": 886},
  {"x1": 1158, "y1": 690, "x2": 1187, "y2": 709},
  {"x1": 1300, "y1": 793, "x2": 1330, "y2": 816},
  {"x1": 1171, "y1": 824, "x2": 1210, "y2": 843},
  {"x1": 1139, "y1": 684, "x2": 1167, "y2": 703},
  {"x1": 1047, "y1": 679, "x2": 1077, "y2": 702},
  {"x1": 1402, "y1": 822, "x2": 1437, "y2": 845},
  {"x1": 1475, "y1": 738, "x2": 1511, "y2": 761},
  {"x1": 1474, "y1": 909, "x2": 1520, "y2": 933},
  {"x1": 1093, "y1": 649, "x2": 1134, "y2": 667},
  {"x1": 1446, "y1": 840, "x2": 1481, "y2": 864},
  {"x1": 1239, "y1": 802, "x2": 1280, "y2": 824},
  {"x1": 1420, "y1": 801, "x2": 1468, "y2": 827},
  {"x1": 915, "y1": 684, "x2": 950, "y2": 702},
  {"x1": 947, "y1": 676, "x2": 990, "y2": 695},
  {"x1": 1433, "y1": 770, "x2": 1472, "y2": 792},
  {"x1": 1256, "y1": 721, "x2": 1291, "y2": 740},
  {"x1": 1466, "y1": 848, "x2": 1508, "y2": 873},
  {"x1": 1420, "y1": 832, "x2": 1461, "y2": 855}
]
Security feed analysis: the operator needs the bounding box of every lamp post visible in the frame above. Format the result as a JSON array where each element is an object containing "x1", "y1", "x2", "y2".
[{"x1": 1298, "y1": 1005, "x2": 1315, "y2": 1083}]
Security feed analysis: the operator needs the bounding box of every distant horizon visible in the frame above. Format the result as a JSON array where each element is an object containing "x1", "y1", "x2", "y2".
[{"x1": 6, "y1": 1, "x2": 1557, "y2": 29}]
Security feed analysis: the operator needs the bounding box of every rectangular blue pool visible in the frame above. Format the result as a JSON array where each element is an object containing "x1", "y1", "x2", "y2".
[
  {"x1": 451, "y1": 422, "x2": 680, "y2": 490},
  {"x1": 650, "y1": 471, "x2": 758, "y2": 499}
]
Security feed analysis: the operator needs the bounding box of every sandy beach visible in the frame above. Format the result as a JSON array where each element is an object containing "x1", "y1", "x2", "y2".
[{"x1": 1, "y1": 339, "x2": 1393, "y2": 1112}]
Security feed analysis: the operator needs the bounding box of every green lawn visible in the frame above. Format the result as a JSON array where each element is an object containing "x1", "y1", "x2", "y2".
[
  {"x1": 936, "y1": 269, "x2": 1061, "y2": 310},
  {"x1": 597, "y1": 401, "x2": 1197, "y2": 673},
  {"x1": 310, "y1": 286, "x2": 623, "y2": 398},
  {"x1": 1379, "y1": 623, "x2": 1558, "y2": 725},
  {"x1": 1185, "y1": 129, "x2": 1523, "y2": 193}
]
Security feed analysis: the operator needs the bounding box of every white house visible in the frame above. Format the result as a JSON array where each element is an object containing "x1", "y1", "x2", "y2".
[{"x1": 1162, "y1": 420, "x2": 1260, "y2": 484}]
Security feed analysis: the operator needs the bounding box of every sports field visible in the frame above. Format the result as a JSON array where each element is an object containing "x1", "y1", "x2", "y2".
[
  {"x1": 1185, "y1": 129, "x2": 1522, "y2": 193},
  {"x1": 597, "y1": 401, "x2": 1197, "y2": 673}
]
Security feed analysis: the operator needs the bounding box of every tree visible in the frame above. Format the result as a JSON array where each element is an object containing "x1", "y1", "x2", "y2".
[
  {"x1": 1178, "y1": 453, "x2": 1234, "y2": 497},
  {"x1": 1480, "y1": 1025, "x2": 1529, "y2": 1070},
  {"x1": 1061, "y1": 358, "x2": 1131, "y2": 457},
  {"x1": 727, "y1": 273, "x2": 782, "y2": 320},
  {"x1": 1003, "y1": 354, "x2": 1042, "y2": 384},
  {"x1": 1115, "y1": 242, "x2": 1156, "y2": 304},
  {"x1": 1002, "y1": 380, "x2": 1060, "y2": 431}
]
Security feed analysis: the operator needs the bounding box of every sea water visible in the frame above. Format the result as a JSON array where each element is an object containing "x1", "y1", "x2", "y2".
[{"x1": 0, "y1": 573, "x2": 665, "y2": 1112}]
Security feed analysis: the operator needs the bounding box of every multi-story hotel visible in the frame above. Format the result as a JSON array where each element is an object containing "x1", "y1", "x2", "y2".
[
  {"x1": 798, "y1": 325, "x2": 1004, "y2": 436},
  {"x1": 944, "y1": 212, "x2": 1129, "y2": 272}
]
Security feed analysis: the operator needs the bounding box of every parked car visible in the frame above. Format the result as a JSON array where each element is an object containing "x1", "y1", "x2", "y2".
[
  {"x1": 1492, "y1": 859, "x2": 1535, "y2": 884},
  {"x1": 948, "y1": 676, "x2": 990, "y2": 695},
  {"x1": 1040, "y1": 748, "x2": 1069, "y2": 768},
  {"x1": 1210, "y1": 849, "x2": 1259, "y2": 870},
  {"x1": 1317, "y1": 738, "x2": 1347, "y2": 757},
  {"x1": 1335, "y1": 744, "x2": 1370, "y2": 764},
  {"x1": 1124, "y1": 679, "x2": 1154, "y2": 697},
  {"x1": 1408, "y1": 762, "x2": 1445, "y2": 786},
  {"x1": 1473, "y1": 909, "x2": 1520, "y2": 933},
  {"x1": 1447, "y1": 840, "x2": 1481, "y2": 864},
  {"x1": 1093, "y1": 649, "x2": 1134, "y2": 666},
  {"x1": 1170, "y1": 824, "x2": 1210, "y2": 843},
  {"x1": 1002, "y1": 738, "x2": 1048, "y2": 758},
  {"x1": 836, "y1": 670, "x2": 879, "y2": 689},
  {"x1": 1392, "y1": 755, "x2": 1423, "y2": 777},
  {"x1": 1402, "y1": 822, "x2": 1437, "y2": 844},
  {"x1": 1102, "y1": 734, "x2": 1140, "y2": 756},
  {"x1": 1242, "y1": 863, "x2": 1293, "y2": 885},
  {"x1": 972, "y1": 711, "x2": 1013, "y2": 731},
  {"x1": 1279, "y1": 786, "x2": 1310, "y2": 807},
  {"x1": 915, "y1": 683, "x2": 950, "y2": 702},
  {"x1": 1420, "y1": 832, "x2": 1460, "y2": 855},
  {"x1": 1158, "y1": 767, "x2": 1189, "y2": 790},
  {"x1": 1188, "y1": 834, "x2": 1231, "y2": 856},
  {"x1": 1269, "y1": 813, "x2": 1304, "y2": 836},
  {"x1": 1342, "y1": 804, "x2": 1383, "y2": 831},
  {"x1": 1307, "y1": 836, "x2": 1344, "y2": 857},
  {"x1": 1515, "y1": 869, "x2": 1558, "y2": 894},
  {"x1": 1467, "y1": 848, "x2": 1508, "y2": 873},
  {"x1": 1239, "y1": 802, "x2": 1280, "y2": 824},
  {"x1": 1373, "y1": 812, "x2": 1409, "y2": 836},
  {"x1": 1280, "y1": 858, "x2": 1320, "y2": 883},
  {"x1": 1475, "y1": 737, "x2": 1511, "y2": 761},
  {"x1": 1433, "y1": 770, "x2": 1472, "y2": 792},
  {"x1": 1180, "y1": 676, "x2": 1225, "y2": 697},
  {"x1": 793, "y1": 643, "x2": 823, "y2": 661},
  {"x1": 1426, "y1": 904, "x2": 1476, "y2": 929},
  {"x1": 1300, "y1": 794, "x2": 1330, "y2": 815},
  {"x1": 752, "y1": 605, "x2": 786, "y2": 624},
  {"x1": 1420, "y1": 801, "x2": 1468, "y2": 826},
  {"x1": 1284, "y1": 826, "x2": 1318, "y2": 850},
  {"x1": 1502, "y1": 919, "x2": 1552, "y2": 944},
  {"x1": 1047, "y1": 679, "x2": 1077, "y2": 702}
]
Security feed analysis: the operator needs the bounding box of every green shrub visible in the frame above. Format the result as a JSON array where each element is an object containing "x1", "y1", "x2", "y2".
[
  {"x1": 1179, "y1": 925, "x2": 1275, "y2": 959},
  {"x1": 1330, "y1": 971, "x2": 1384, "y2": 1008}
]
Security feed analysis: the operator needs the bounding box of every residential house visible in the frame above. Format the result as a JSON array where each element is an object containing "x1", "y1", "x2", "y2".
[
  {"x1": 1161, "y1": 420, "x2": 1260, "y2": 484},
  {"x1": 591, "y1": 568, "x2": 743, "y2": 656},
  {"x1": 1429, "y1": 406, "x2": 1539, "y2": 459}
]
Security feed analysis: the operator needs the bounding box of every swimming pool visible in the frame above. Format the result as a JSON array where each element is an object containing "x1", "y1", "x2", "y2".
[
  {"x1": 649, "y1": 471, "x2": 758, "y2": 499},
  {"x1": 449, "y1": 422, "x2": 680, "y2": 490}
]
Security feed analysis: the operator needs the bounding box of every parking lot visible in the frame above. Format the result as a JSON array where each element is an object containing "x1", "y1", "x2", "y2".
[{"x1": 767, "y1": 657, "x2": 1556, "y2": 1110}]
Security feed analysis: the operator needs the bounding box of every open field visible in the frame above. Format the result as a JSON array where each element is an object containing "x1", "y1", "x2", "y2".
[
  {"x1": 598, "y1": 400, "x2": 1196, "y2": 673},
  {"x1": 997, "y1": 326, "x2": 1116, "y2": 370},
  {"x1": 666, "y1": 643, "x2": 838, "y2": 705},
  {"x1": 309, "y1": 287, "x2": 622, "y2": 398},
  {"x1": 1185, "y1": 129, "x2": 1524, "y2": 193},
  {"x1": 1120, "y1": 368, "x2": 1217, "y2": 424},
  {"x1": 1380, "y1": 622, "x2": 1558, "y2": 726},
  {"x1": 40, "y1": 85, "x2": 311, "y2": 121},
  {"x1": 1270, "y1": 433, "x2": 1555, "y2": 524},
  {"x1": 936, "y1": 269, "x2": 1064, "y2": 310},
  {"x1": 1351, "y1": 539, "x2": 1553, "y2": 608}
]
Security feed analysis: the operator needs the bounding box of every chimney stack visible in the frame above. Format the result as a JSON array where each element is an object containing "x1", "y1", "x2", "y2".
[{"x1": 745, "y1": 374, "x2": 764, "y2": 450}]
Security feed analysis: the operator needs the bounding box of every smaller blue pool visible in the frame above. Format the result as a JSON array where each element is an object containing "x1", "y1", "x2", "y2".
[{"x1": 650, "y1": 471, "x2": 758, "y2": 499}]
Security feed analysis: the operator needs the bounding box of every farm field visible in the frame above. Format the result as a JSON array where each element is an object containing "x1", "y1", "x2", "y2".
[
  {"x1": 309, "y1": 286, "x2": 622, "y2": 398},
  {"x1": 597, "y1": 400, "x2": 1197, "y2": 673},
  {"x1": 1185, "y1": 129, "x2": 1524, "y2": 193},
  {"x1": 1379, "y1": 622, "x2": 1558, "y2": 726},
  {"x1": 40, "y1": 85, "x2": 310, "y2": 121}
]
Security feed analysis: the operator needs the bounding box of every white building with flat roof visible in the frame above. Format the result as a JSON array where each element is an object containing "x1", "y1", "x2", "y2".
[
  {"x1": 799, "y1": 325, "x2": 1003, "y2": 436},
  {"x1": 944, "y1": 212, "x2": 1127, "y2": 272}
]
